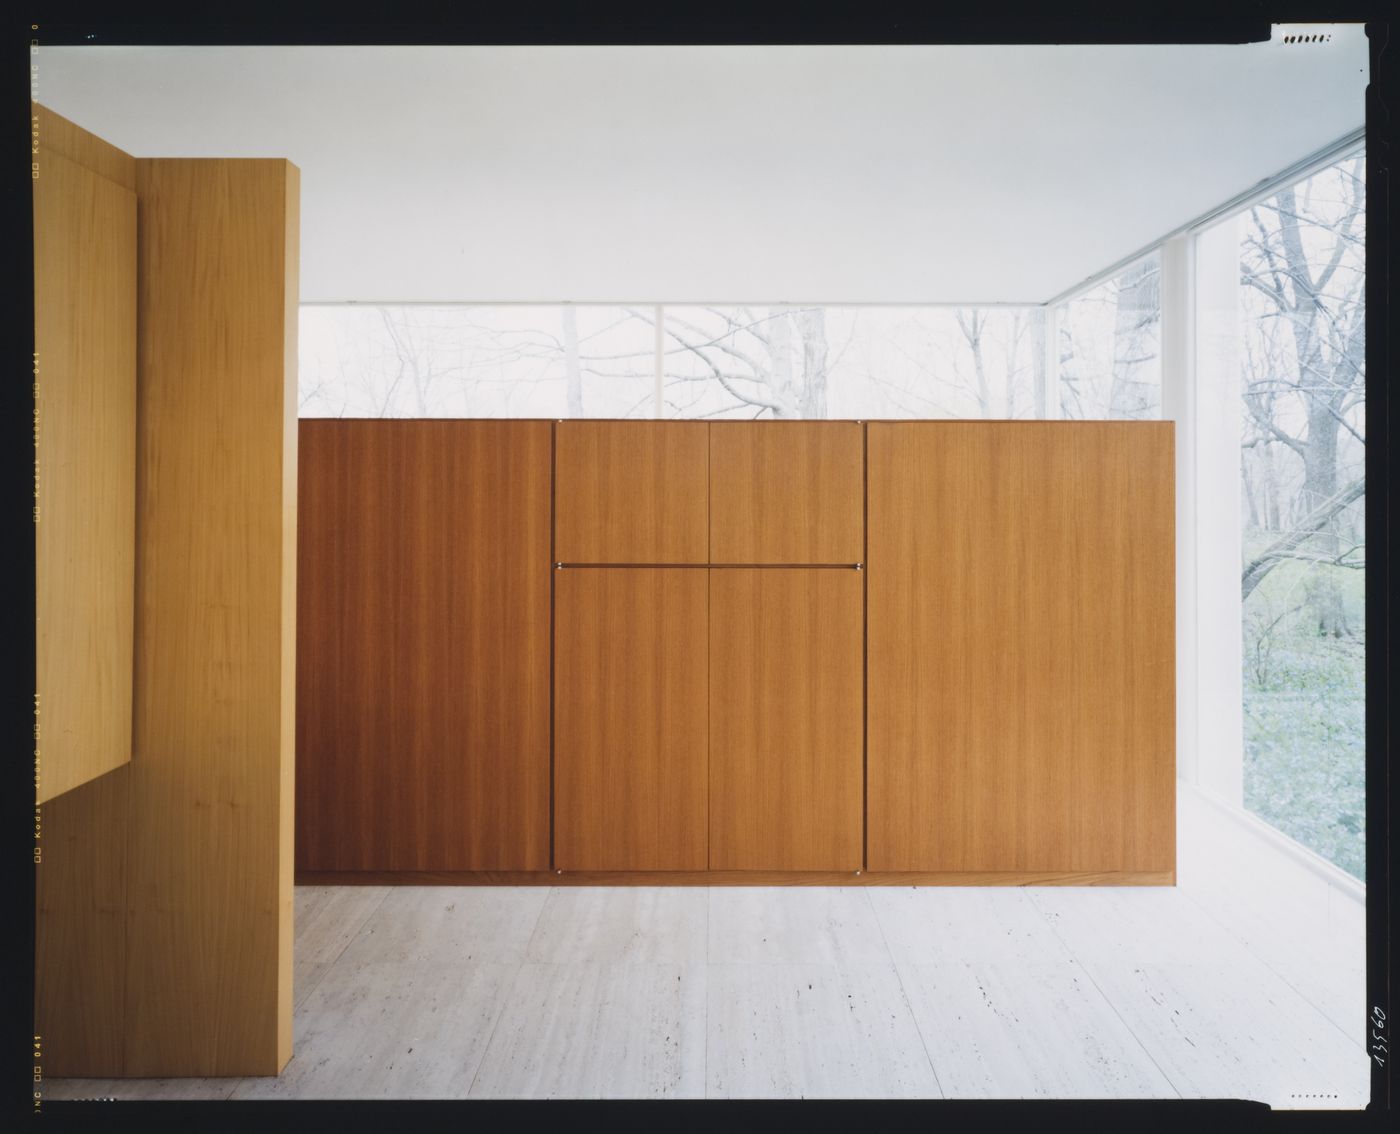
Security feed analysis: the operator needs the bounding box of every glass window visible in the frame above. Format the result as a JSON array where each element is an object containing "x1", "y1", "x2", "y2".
[
  {"x1": 300, "y1": 304, "x2": 1048, "y2": 422},
  {"x1": 1055, "y1": 253, "x2": 1162, "y2": 419},
  {"x1": 298, "y1": 304, "x2": 655, "y2": 418},
  {"x1": 660, "y1": 306, "x2": 1044, "y2": 420},
  {"x1": 1236, "y1": 152, "x2": 1366, "y2": 878}
]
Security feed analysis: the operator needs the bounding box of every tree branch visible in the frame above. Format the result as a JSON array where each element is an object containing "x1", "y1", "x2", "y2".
[{"x1": 1241, "y1": 476, "x2": 1366, "y2": 598}]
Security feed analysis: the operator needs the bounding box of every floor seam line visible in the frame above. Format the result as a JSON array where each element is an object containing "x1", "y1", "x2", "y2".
[
  {"x1": 520, "y1": 885, "x2": 556, "y2": 963},
  {"x1": 865, "y1": 888, "x2": 945, "y2": 1100},
  {"x1": 704, "y1": 886, "x2": 712, "y2": 1099},
  {"x1": 1021, "y1": 891, "x2": 1183, "y2": 1100},
  {"x1": 468, "y1": 888, "x2": 555, "y2": 1097},
  {"x1": 282, "y1": 884, "x2": 398, "y2": 1059},
  {"x1": 302, "y1": 884, "x2": 394, "y2": 973},
  {"x1": 466, "y1": 959, "x2": 527, "y2": 1098}
]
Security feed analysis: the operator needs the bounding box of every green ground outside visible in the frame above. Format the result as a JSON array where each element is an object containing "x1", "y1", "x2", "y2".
[{"x1": 1241, "y1": 547, "x2": 1365, "y2": 880}]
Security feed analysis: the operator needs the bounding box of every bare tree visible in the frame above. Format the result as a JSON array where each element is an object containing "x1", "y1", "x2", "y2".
[
  {"x1": 954, "y1": 310, "x2": 992, "y2": 415},
  {"x1": 1238, "y1": 156, "x2": 1365, "y2": 633},
  {"x1": 627, "y1": 306, "x2": 834, "y2": 419}
]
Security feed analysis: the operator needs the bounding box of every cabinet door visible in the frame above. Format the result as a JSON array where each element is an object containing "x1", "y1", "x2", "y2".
[
  {"x1": 297, "y1": 420, "x2": 552, "y2": 871},
  {"x1": 867, "y1": 422, "x2": 1175, "y2": 874},
  {"x1": 709, "y1": 422, "x2": 864, "y2": 563},
  {"x1": 554, "y1": 568, "x2": 708, "y2": 870},
  {"x1": 556, "y1": 421, "x2": 708, "y2": 563},
  {"x1": 710, "y1": 569, "x2": 864, "y2": 870}
]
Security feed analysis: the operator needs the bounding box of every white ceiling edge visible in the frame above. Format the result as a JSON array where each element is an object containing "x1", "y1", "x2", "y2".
[{"x1": 34, "y1": 37, "x2": 1368, "y2": 305}]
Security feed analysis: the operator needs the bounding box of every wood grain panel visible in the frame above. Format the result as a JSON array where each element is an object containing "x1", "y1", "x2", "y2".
[
  {"x1": 867, "y1": 422, "x2": 1175, "y2": 873},
  {"x1": 555, "y1": 568, "x2": 708, "y2": 870},
  {"x1": 122, "y1": 159, "x2": 298, "y2": 1076},
  {"x1": 295, "y1": 420, "x2": 551, "y2": 872},
  {"x1": 555, "y1": 422, "x2": 708, "y2": 562},
  {"x1": 709, "y1": 422, "x2": 864, "y2": 563},
  {"x1": 31, "y1": 108, "x2": 136, "y2": 1080},
  {"x1": 34, "y1": 147, "x2": 136, "y2": 803},
  {"x1": 709, "y1": 569, "x2": 864, "y2": 869},
  {"x1": 35, "y1": 765, "x2": 130, "y2": 1076}
]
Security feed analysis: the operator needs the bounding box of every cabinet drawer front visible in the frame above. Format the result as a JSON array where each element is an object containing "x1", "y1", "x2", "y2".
[
  {"x1": 556, "y1": 421, "x2": 708, "y2": 563},
  {"x1": 709, "y1": 422, "x2": 864, "y2": 564}
]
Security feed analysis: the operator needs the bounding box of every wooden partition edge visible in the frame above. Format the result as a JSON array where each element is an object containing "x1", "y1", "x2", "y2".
[
  {"x1": 32, "y1": 102, "x2": 136, "y2": 190},
  {"x1": 296, "y1": 869, "x2": 1175, "y2": 887},
  {"x1": 275, "y1": 162, "x2": 299, "y2": 1073}
]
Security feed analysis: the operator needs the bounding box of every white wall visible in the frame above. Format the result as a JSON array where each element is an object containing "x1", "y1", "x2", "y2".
[{"x1": 33, "y1": 36, "x2": 1368, "y2": 304}]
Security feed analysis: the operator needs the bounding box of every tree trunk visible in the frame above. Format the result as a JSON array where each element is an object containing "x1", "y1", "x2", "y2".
[
  {"x1": 1031, "y1": 311, "x2": 1046, "y2": 419},
  {"x1": 1277, "y1": 185, "x2": 1350, "y2": 636},
  {"x1": 1108, "y1": 258, "x2": 1160, "y2": 418},
  {"x1": 956, "y1": 310, "x2": 990, "y2": 415},
  {"x1": 1243, "y1": 457, "x2": 1261, "y2": 530},
  {"x1": 1005, "y1": 311, "x2": 1022, "y2": 418},
  {"x1": 1301, "y1": 401, "x2": 1348, "y2": 634},
  {"x1": 562, "y1": 306, "x2": 584, "y2": 417},
  {"x1": 767, "y1": 307, "x2": 797, "y2": 418},
  {"x1": 1058, "y1": 321, "x2": 1079, "y2": 417},
  {"x1": 1263, "y1": 445, "x2": 1281, "y2": 531},
  {"x1": 798, "y1": 307, "x2": 828, "y2": 419}
]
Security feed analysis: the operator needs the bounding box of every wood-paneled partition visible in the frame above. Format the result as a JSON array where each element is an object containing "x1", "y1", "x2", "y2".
[
  {"x1": 33, "y1": 105, "x2": 137, "y2": 1078},
  {"x1": 296, "y1": 418, "x2": 1175, "y2": 886},
  {"x1": 33, "y1": 106, "x2": 136, "y2": 803},
  {"x1": 35, "y1": 104, "x2": 299, "y2": 1077},
  {"x1": 123, "y1": 158, "x2": 299, "y2": 1074}
]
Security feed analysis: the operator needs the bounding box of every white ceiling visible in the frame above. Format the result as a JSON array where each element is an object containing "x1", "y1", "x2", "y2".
[{"x1": 37, "y1": 36, "x2": 1368, "y2": 304}]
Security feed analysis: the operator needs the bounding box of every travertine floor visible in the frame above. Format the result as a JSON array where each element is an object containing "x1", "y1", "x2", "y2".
[{"x1": 42, "y1": 786, "x2": 1369, "y2": 1105}]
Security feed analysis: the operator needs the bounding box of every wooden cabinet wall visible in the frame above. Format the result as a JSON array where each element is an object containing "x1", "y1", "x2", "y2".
[
  {"x1": 866, "y1": 422, "x2": 1176, "y2": 875},
  {"x1": 551, "y1": 421, "x2": 865, "y2": 874},
  {"x1": 297, "y1": 418, "x2": 1175, "y2": 884},
  {"x1": 296, "y1": 420, "x2": 551, "y2": 871}
]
